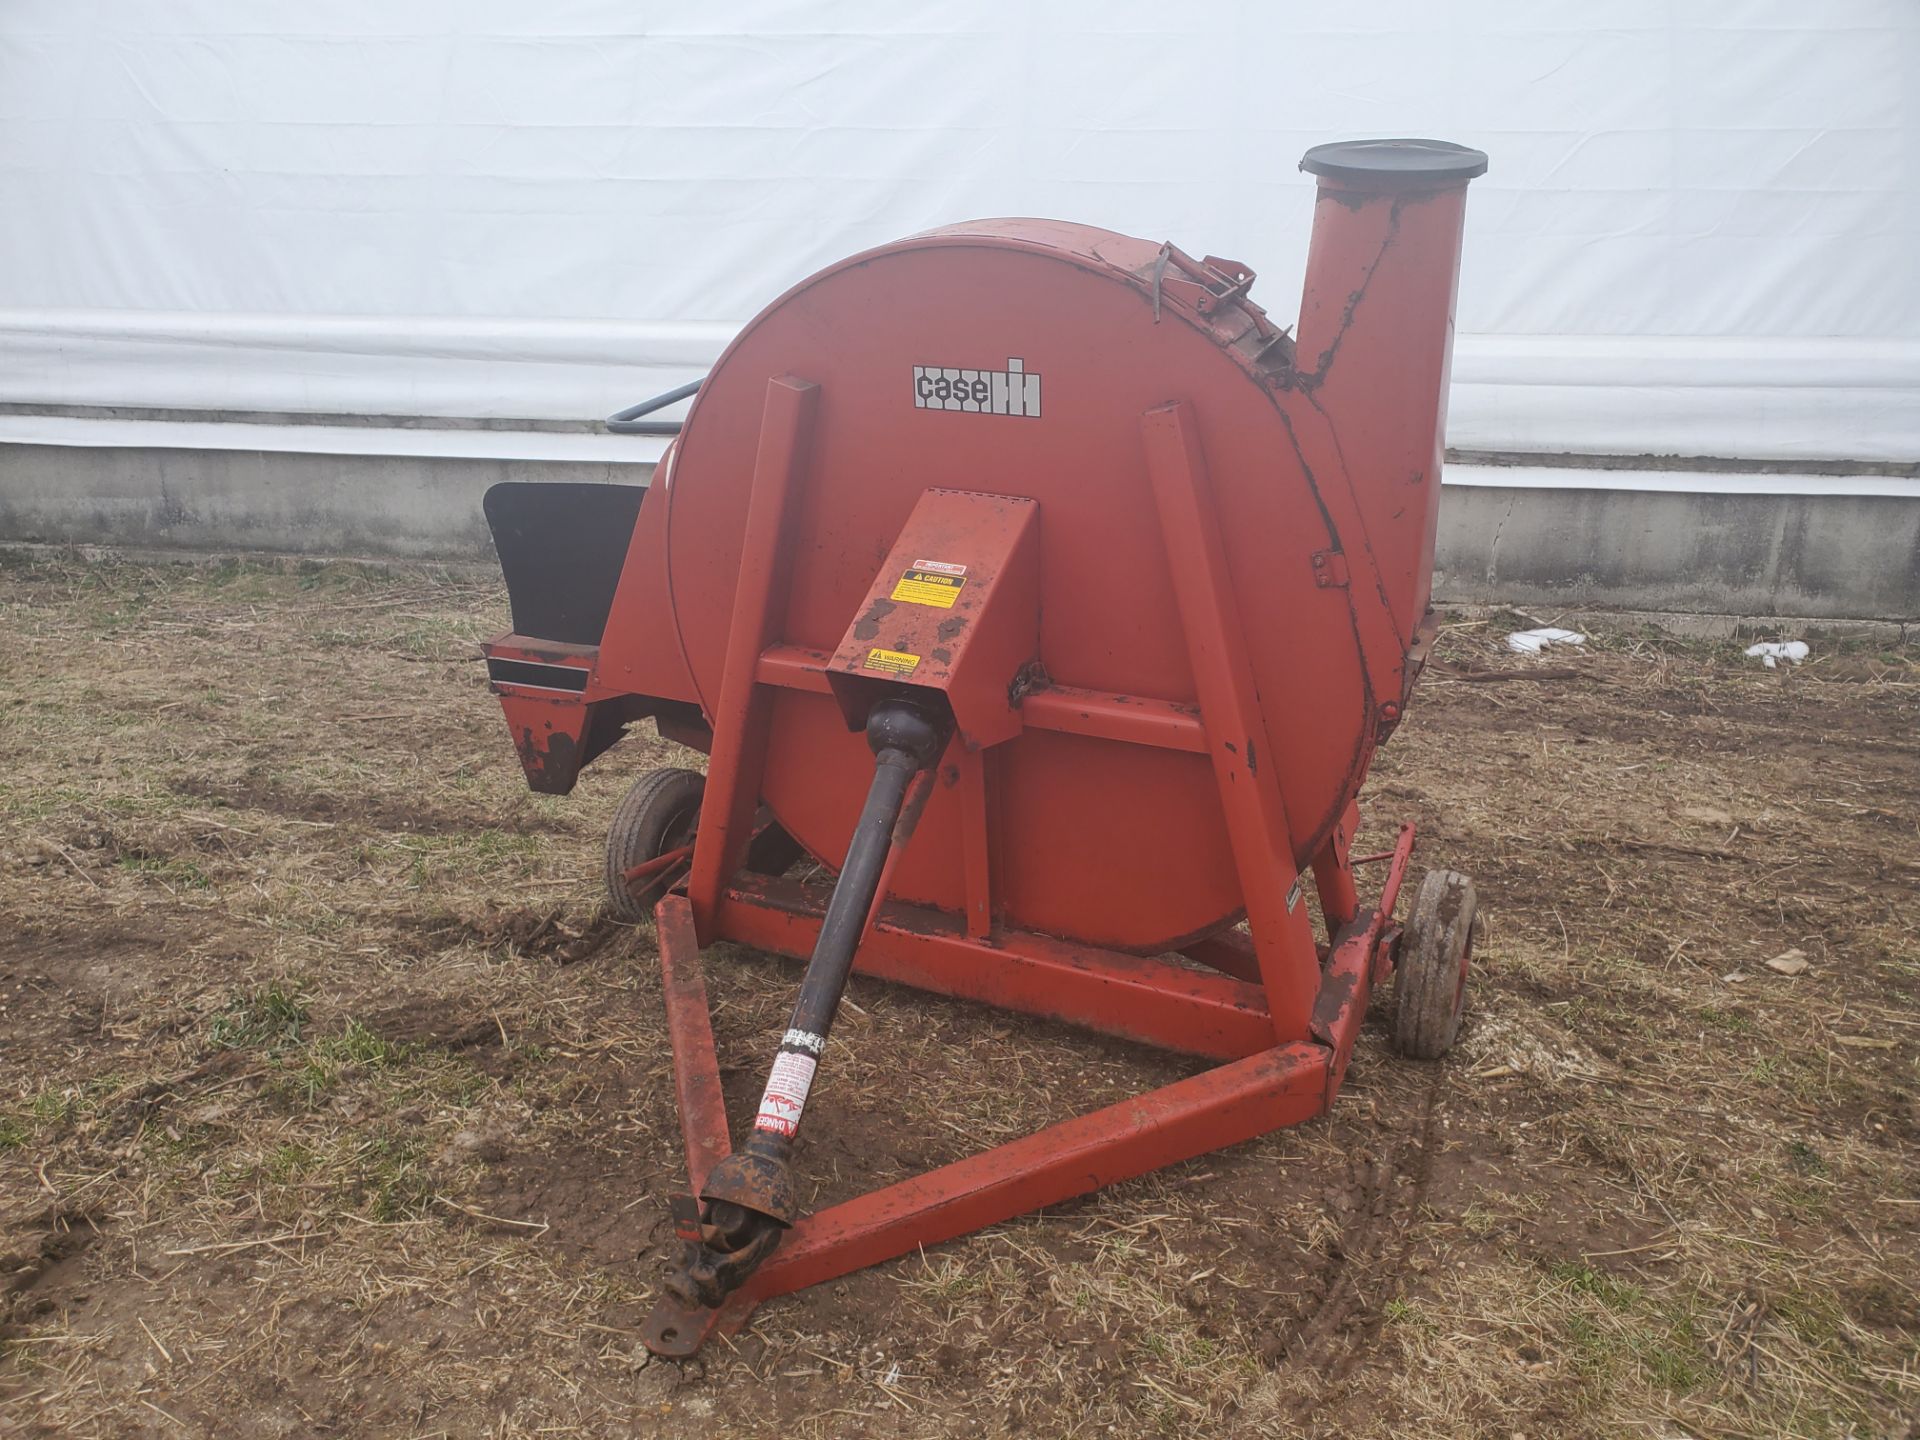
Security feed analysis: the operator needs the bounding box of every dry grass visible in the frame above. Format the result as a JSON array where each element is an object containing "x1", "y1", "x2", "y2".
[{"x1": 0, "y1": 553, "x2": 1914, "y2": 1438}]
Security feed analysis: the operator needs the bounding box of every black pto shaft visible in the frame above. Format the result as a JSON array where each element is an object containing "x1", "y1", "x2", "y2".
[{"x1": 665, "y1": 697, "x2": 948, "y2": 1309}]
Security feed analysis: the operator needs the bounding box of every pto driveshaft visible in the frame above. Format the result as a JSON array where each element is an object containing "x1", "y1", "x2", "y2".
[{"x1": 665, "y1": 698, "x2": 947, "y2": 1308}]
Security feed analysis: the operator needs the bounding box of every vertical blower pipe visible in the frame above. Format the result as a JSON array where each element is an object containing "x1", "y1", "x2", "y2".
[{"x1": 1294, "y1": 139, "x2": 1487, "y2": 645}]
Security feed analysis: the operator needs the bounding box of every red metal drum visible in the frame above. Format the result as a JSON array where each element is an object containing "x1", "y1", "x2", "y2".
[{"x1": 659, "y1": 184, "x2": 1467, "y2": 952}]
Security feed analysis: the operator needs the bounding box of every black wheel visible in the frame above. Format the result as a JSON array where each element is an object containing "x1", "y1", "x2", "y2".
[
  {"x1": 605, "y1": 768, "x2": 706, "y2": 923},
  {"x1": 603, "y1": 768, "x2": 807, "y2": 923},
  {"x1": 1391, "y1": 869, "x2": 1477, "y2": 1060}
]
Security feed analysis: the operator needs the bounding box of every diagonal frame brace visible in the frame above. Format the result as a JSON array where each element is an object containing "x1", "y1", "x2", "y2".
[
  {"x1": 640, "y1": 830, "x2": 1411, "y2": 1359},
  {"x1": 1142, "y1": 399, "x2": 1324, "y2": 1041}
]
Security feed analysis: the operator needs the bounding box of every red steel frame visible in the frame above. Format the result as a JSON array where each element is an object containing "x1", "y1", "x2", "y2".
[{"x1": 639, "y1": 376, "x2": 1417, "y2": 1356}]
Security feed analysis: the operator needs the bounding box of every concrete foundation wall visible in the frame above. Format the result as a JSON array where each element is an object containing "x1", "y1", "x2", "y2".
[
  {"x1": 2, "y1": 440, "x2": 1916, "y2": 621},
  {"x1": 0, "y1": 443, "x2": 651, "y2": 562},
  {"x1": 1433, "y1": 485, "x2": 1920, "y2": 621}
]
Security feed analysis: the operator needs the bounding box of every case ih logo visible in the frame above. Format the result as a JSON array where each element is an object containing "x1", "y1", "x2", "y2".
[{"x1": 912, "y1": 358, "x2": 1042, "y2": 418}]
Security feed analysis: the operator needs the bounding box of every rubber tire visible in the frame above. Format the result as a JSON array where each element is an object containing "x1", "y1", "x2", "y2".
[
  {"x1": 1391, "y1": 869, "x2": 1478, "y2": 1060},
  {"x1": 604, "y1": 768, "x2": 707, "y2": 923},
  {"x1": 603, "y1": 768, "x2": 808, "y2": 924}
]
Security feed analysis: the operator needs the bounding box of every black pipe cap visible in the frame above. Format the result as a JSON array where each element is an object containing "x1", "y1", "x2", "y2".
[{"x1": 1300, "y1": 138, "x2": 1488, "y2": 190}]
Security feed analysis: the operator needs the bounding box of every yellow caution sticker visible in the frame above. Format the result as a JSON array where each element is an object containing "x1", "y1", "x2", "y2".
[
  {"x1": 863, "y1": 647, "x2": 921, "y2": 676},
  {"x1": 889, "y1": 566, "x2": 967, "y2": 609}
]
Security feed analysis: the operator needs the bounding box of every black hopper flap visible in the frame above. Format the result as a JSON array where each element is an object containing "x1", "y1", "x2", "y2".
[{"x1": 483, "y1": 481, "x2": 647, "y2": 646}]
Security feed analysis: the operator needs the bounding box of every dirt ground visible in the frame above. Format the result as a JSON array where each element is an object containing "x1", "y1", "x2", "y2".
[{"x1": 0, "y1": 552, "x2": 1915, "y2": 1438}]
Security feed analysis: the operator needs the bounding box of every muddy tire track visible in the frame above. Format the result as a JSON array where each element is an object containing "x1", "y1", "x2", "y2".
[
  {"x1": 0, "y1": 1209, "x2": 105, "y2": 1342},
  {"x1": 1291, "y1": 1070, "x2": 1445, "y2": 1381}
]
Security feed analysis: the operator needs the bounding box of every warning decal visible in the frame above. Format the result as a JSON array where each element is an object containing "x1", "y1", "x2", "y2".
[
  {"x1": 863, "y1": 647, "x2": 921, "y2": 676},
  {"x1": 753, "y1": 1051, "x2": 817, "y2": 1138},
  {"x1": 890, "y1": 565, "x2": 967, "y2": 608}
]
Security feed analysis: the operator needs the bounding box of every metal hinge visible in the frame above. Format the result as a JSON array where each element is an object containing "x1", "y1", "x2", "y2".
[
  {"x1": 1311, "y1": 550, "x2": 1349, "y2": 588},
  {"x1": 1149, "y1": 244, "x2": 1276, "y2": 333}
]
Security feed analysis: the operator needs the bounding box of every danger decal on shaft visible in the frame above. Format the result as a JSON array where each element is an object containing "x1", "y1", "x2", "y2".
[
  {"x1": 863, "y1": 647, "x2": 921, "y2": 676},
  {"x1": 753, "y1": 1051, "x2": 817, "y2": 1138},
  {"x1": 911, "y1": 359, "x2": 1042, "y2": 418},
  {"x1": 889, "y1": 559, "x2": 968, "y2": 609}
]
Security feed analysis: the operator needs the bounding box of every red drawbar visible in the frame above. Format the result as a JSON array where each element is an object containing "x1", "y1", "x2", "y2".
[{"x1": 640, "y1": 817, "x2": 1411, "y2": 1358}]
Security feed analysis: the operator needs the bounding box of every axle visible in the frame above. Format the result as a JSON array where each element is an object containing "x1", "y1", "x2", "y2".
[{"x1": 664, "y1": 697, "x2": 948, "y2": 1309}]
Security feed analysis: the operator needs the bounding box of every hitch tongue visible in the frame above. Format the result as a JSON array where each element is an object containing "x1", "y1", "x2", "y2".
[{"x1": 659, "y1": 697, "x2": 949, "y2": 1312}]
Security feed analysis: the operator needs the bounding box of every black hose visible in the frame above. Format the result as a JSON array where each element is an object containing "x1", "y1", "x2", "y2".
[{"x1": 605, "y1": 377, "x2": 704, "y2": 435}]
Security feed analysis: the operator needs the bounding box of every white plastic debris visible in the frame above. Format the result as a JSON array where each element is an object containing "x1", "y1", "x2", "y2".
[
  {"x1": 1506, "y1": 627, "x2": 1587, "y2": 655},
  {"x1": 1744, "y1": 640, "x2": 1809, "y2": 669},
  {"x1": 1765, "y1": 949, "x2": 1809, "y2": 976}
]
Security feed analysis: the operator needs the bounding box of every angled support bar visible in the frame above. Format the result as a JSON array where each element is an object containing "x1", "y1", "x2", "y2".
[
  {"x1": 687, "y1": 376, "x2": 819, "y2": 942},
  {"x1": 656, "y1": 895, "x2": 731, "y2": 1195},
  {"x1": 1142, "y1": 399, "x2": 1323, "y2": 1041}
]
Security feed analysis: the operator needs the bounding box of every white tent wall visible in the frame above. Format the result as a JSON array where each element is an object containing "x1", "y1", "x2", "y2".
[{"x1": 1, "y1": 2, "x2": 1917, "y2": 617}]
